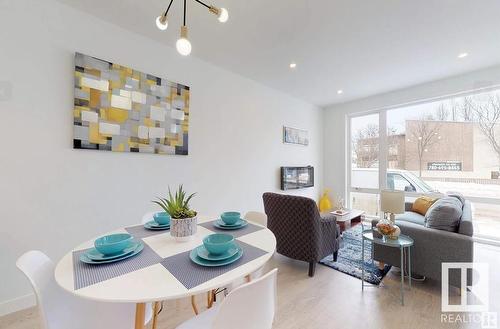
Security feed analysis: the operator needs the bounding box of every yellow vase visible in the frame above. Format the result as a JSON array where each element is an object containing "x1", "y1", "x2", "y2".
[{"x1": 319, "y1": 189, "x2": 333, "y2": 212}]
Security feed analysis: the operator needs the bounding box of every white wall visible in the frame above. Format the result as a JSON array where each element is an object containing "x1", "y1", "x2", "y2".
[
  {"x1": 324, "y1": 65, "x2": 500, "y2": 202},
  {"x1": 0, "y1": 0, "x2": 323, "y2": 314}
]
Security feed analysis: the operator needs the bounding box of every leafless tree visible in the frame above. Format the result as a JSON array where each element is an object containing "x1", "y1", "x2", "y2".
[
  {"x1": 460, "y1": 96, "x2": 474, "y2": 121},
  {"x1": 353, "y1": 125, "x2": 398, "y2": 168},
  {"x1": 467, "y1": 94, "x2": 500, "y2": 168},
  {"x1": 353, "y1": 124, "x2": 379, "y2": 168},
  {"x1": 436, "y1": 104, "x2": 450, "y2": 121},
  {"x1": 409, "y1": 115, "x2": 442, "y2": 177}
]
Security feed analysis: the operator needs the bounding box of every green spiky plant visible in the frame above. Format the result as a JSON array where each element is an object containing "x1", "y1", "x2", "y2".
[{"x1": 153, "y1": 185, "x2": 197, "y2": 219}]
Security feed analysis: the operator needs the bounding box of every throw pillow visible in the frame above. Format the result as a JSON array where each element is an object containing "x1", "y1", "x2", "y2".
[
  {"x1": 412, "y1": 196, "x2": 438, "y2": 216},
  {"x1": 425, "y1": 197, "x2": 462, "y2": 232},
  {"x1": 446, "y1": 191, "x2": 465, "y2": 205}
]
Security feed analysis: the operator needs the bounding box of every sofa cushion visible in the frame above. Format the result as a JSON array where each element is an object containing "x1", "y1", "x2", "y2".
[
  {"x1": 411, "y1": 196, "x2": 439, "y2": 215},
  {"x1": 395, "y1": 211, "x2": 425, "y2": 226},
  {"x1": 425, "y1": 197, "x2": 462, "y2": 232}
]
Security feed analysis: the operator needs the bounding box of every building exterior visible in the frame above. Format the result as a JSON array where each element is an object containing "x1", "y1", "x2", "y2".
[{"x1": 354, "y1": 120, "x2": 500, "y2": 180}]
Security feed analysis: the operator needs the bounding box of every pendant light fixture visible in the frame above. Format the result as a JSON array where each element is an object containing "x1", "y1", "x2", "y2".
[{"x1": 155, "y1": 0, "x2": 229, "y2": 56}]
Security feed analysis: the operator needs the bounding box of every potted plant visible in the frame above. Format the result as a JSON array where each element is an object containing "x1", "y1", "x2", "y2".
[{"x1": 153, "y1": 185, "x2": 198, "y2": 242}]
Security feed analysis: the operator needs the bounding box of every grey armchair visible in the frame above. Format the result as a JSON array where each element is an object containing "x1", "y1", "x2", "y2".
[
  {"x1": 263, "y1": 192, "x2": 340, "y2": 277},
  {"x1": 372, "y1": 200, "x2": 474, "y2": 287}
]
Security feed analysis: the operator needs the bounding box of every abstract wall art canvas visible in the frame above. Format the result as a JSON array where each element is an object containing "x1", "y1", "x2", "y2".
[
  {"x1": 73, "y1": 52, "x2": 190, "y2": 155},
  {"x1": 283, "y1": 126, "x2": 309, "y2": 146}
]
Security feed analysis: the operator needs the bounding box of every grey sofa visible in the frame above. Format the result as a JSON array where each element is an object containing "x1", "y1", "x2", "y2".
[
  {"x1": 263, "y1": 192, "x2": 341, "y2": 277},
  {"x1": 371, "y1": 200, "x2": 474, "y2": 287}
]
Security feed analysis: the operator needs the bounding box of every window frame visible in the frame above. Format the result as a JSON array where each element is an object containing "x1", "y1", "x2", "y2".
[{"x1": 345, "y1": 85, "x2": 500, "y2": 242}]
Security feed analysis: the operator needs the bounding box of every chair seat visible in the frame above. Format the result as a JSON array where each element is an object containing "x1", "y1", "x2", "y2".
[{"x1": 176, "y1": 305, "x2": 219, "y2": 329}]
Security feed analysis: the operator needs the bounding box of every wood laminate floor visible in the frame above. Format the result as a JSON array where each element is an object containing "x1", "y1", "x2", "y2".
[{"x1": 1, "y1": 243, "x2": 499, "y2": 329}]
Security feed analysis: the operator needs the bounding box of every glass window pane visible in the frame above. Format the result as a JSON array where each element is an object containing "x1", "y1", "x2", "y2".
[
  {"x1": 386, "y1": 89, "x2": 500, "y2": 238},
  {"x1": 350, "y1": 192, "x2": 379, "y2": 217},
  {"x1": 473, "y1": 202, "x2": 500, "y2": 238},
  {"x1": 351, "y1": 114, "x2": 379, "y2": 189}
]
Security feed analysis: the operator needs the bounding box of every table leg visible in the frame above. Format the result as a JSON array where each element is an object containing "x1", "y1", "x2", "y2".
[
  {"x1": 361, "y1": 236, "x2": 365, "y2": 291},
  {"x1": 134, "y1": 303, "x2": 146, "y2": 329},
  {"x1": 400, "y1": 246, "x2": 404, "y2": 306},
  {"x1": 191, "y1": 295, "x2": 199, "y2": 315},
  {"x1": 408, "y1": 247, "x2": 412, "y2": 289},
  {"x1": 207, "y1": 290, "x2": 214, "y2": 309},
  {"x1": 152, "y1": 302, "x2": 160, "y2": 329}
]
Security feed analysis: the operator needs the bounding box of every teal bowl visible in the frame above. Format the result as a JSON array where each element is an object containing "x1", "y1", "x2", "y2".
[
  {"x1": 153, "y1": 212, "x2": 171, "y2": 225},
  {"x1": 94, "y1": 233, "x2": 133, "y2": 255},
  {"x1": 203, "y1": 233, "x2": 234, "y2": 255},
  {"x1": 220, "y1": 211, "x2": 241, "y2": 225}
]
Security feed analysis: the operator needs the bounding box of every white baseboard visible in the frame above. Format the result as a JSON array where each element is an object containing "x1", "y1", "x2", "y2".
[{"x1": 0, "y1": 294, "x2": 36, "y2": 317}]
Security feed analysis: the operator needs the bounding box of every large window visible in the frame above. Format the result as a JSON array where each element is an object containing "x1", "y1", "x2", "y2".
[
  {"x1": 349, "y1": 113, "x2": 381, "y2": 216},
  {"x1": 348, "y1": 88, "x2": 500, "y2": 241}
]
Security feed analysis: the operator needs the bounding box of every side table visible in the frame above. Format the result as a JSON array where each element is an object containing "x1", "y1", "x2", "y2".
[{"x1": 361, "y1": 230, "x2": 414, "y2": 305}]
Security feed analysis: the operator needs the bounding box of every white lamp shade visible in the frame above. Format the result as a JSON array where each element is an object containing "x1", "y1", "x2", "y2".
[{"x1": 380, "y1": 190, "x2": 405, "y2": 214}]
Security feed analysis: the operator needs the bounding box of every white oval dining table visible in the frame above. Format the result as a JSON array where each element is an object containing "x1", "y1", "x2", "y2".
[{"x1": 54, "y1": 214, "x2": 276, "y2": 329}]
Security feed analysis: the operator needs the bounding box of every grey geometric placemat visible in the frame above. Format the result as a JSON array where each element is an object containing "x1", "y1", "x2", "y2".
[
  {"x1": 125, "y1": 224, "x2": 169, "y2": 239},
  {"x1": 198, "y1": 220, "x2": 264, "y2": 238},
  {"x1": 72, "y1": 242, "x2": 162, "y2": 290},
  {"x1": 160, "y1": 240, "x2": 268, "y2": 289}
]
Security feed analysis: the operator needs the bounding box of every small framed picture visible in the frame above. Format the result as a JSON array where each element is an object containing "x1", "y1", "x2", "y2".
[{"x1": 283, "y1": 126, "x2": 309, "y2": 146}]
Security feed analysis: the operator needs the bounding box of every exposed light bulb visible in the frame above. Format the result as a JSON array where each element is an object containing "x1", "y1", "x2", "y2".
[
  {"x1": 457, "y1": 52, "x2": 468, "y2": 59},
  {"x1": 289, "y1": 63, "x2": 297, "y2": 69},
  {"x1": 218, "y1": 8, "x2": 229, "y2": 23},
  {"x1": 176, "y1": 26, "x2": 192, "y2": 56},
  {"x1": 177, "y1": 38, "x2": 192, "y2": 56},
  {"x1": 155, "y1": 15, "x2": 168, "y2": 30},
  {"x1": 337, "y1": 89, "x2": 344, "y2": 95}
]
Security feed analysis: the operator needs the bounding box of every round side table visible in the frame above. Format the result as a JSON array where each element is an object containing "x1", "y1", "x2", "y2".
[{"x1": 361, "y1": 229, "x2": 414, "y2": 305}]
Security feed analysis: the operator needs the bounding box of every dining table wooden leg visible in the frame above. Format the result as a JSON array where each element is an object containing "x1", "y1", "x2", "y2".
[
  {"x1": 151, "y1": 301, "x2": 160, "y2": 329},
  {"x1": 191, "y1": 295, "x2": 199, "y2": 315},
  {"x1": 207, "y1": 290, "x2": 217, "y2": 308},
  {"x1": 134, "y1": 303, "x2": 146, "y2": 329}
]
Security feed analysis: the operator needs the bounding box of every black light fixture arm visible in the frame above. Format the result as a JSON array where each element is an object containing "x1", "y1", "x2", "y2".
[
  {"x1": 192, "y1": 0, "x2": 211, "y2": 9},
  {"x1": 183, "y1": 0, "x2": 187, "y2": 25},
  {"x1": 162, "y1": 0, "x2": 175, "y2": 17}
]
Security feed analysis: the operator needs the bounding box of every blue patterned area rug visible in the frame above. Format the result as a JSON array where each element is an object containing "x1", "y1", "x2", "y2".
[{"x1": 319, "y1": 224, "x2": 391, "y2": 285}]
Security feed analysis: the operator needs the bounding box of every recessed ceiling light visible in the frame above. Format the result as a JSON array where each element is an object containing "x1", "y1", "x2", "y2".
[
  {"x1": 337, "y1": 89, "x2": 344, "y2": 95},
  {"x1": 458, "y1": 52, "x2": 468, "y2": 59},
  {"x1": 289, "y1": 63, "x2": 297, "y2": 69}
]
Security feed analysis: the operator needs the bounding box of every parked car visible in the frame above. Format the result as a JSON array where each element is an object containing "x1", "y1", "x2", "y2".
[
  {"x1": 351, "y1": 168, "x2": 437, "y2": 193},
  {"x1": 350, "y1": 168, "x2": 437, "y2": 215}
]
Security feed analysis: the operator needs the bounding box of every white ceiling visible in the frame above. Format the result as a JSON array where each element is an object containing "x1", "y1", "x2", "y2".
[{"x1": 57, "y1": 0, "x2": 500, "y2": 107}]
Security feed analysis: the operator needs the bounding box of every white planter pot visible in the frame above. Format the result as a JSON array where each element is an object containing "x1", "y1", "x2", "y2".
[{"x1": 170, "y1": 216, "x2": 197, "y2": 242}]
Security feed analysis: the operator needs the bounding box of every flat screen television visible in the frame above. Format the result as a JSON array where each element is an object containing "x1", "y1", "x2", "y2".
[{"x1": 280, "y1": 166, "x2": 314, "y2": 190}]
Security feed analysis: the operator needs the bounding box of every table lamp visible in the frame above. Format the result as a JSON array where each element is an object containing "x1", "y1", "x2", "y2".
[
  {"x1": 379, "y1": 189, "x2": 405, "y2": 239},
  {"x1": 381, "y1": 190, "x2": 405, "y2": 223}
]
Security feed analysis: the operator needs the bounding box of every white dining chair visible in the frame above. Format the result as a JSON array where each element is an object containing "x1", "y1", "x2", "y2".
[
  {"x1": 244, "y1": 211, "x2": 267, "y2": 227},
  {"x1": 16, "y1": 250, "x2": 152, "y2": 329},
  {"x1": 142, "y1": 211, "x2": 156, "y2": 225},
  {"x1": 176, "y1": 268, "x2": 278, "y2": 329}
]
